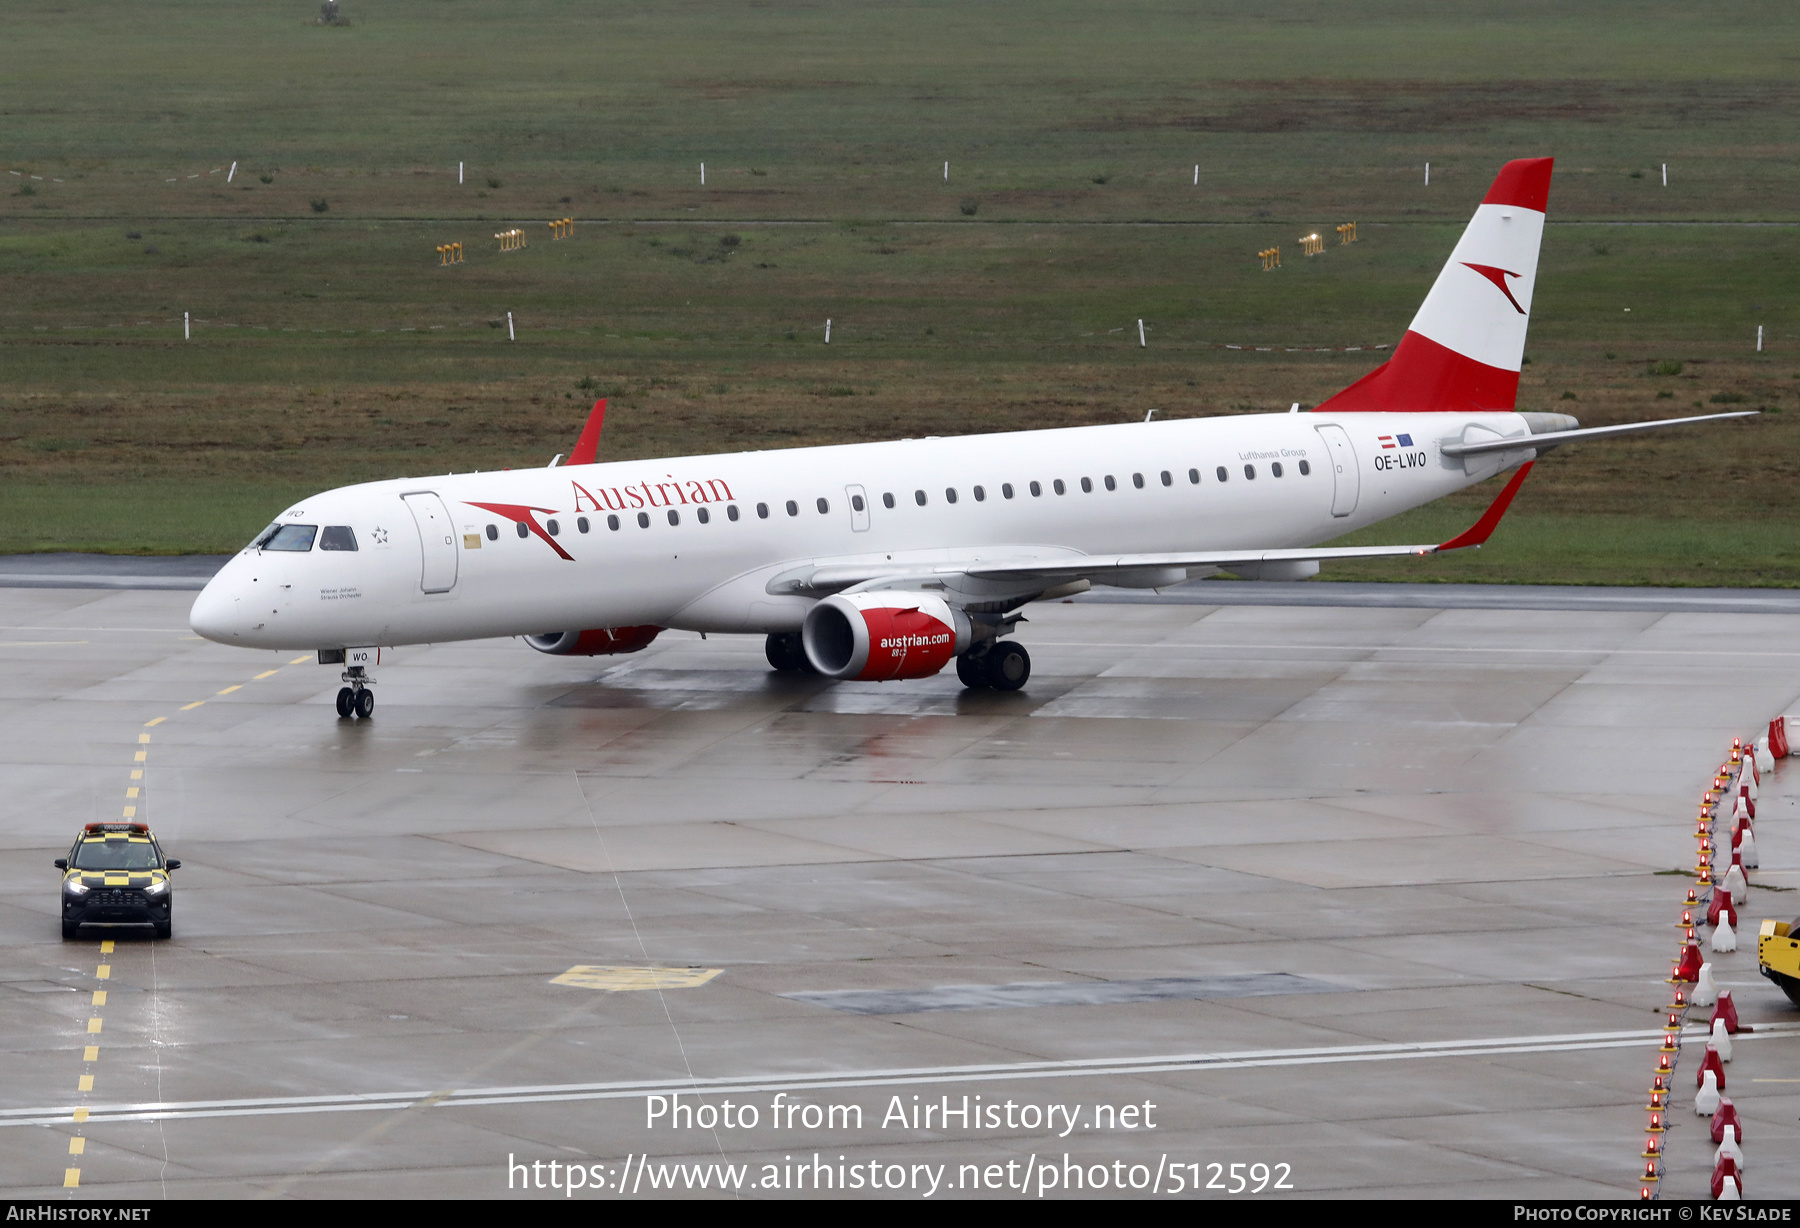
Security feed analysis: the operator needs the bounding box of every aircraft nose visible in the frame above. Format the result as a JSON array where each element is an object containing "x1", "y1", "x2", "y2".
[{"x1": 189, "y1": 569, "x2": 246, "y2": 644}]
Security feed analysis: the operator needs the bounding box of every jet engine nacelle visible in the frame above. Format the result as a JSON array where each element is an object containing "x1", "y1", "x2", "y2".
[
  {"x1": 524, "y1": 626, "x2": 662, "y2": 656},
  {"x1": 801, "y1": 592, "x2": 972, "y2": 681}
]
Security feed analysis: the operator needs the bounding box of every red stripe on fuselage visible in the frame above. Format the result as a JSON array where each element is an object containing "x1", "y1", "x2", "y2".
[
  {"x1": 465, "y1": 501, "x2": 575, "y2": 560},
  {"x1": 1313, "y1": 330, "x2": 1520, "y2": 414}
]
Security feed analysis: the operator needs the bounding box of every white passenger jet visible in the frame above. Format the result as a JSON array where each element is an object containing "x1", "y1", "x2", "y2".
[{"x1": 190, "y1": 158, "x2": 1749, "y2": 717}]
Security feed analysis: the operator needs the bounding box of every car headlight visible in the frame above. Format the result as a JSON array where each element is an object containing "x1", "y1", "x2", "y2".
[
  {"x1": 63, "y1": 880, "x2": 90, "y2": 897},
  {"x1": 145, "y1": 879, "x2": 169, "y2": 897}
]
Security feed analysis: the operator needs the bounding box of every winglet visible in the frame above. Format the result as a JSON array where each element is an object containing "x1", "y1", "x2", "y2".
[
  {"x1": 1435, "y1": 462, "x2": 1533, "y2": 552},
  {"x1": 569, "y1": 399, "x2": 606, "y2": 465}
]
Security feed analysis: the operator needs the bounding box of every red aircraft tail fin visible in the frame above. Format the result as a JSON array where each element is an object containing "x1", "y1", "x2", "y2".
[{"x1": 569, "y1": 399, "x2": 606, "y2": 465}]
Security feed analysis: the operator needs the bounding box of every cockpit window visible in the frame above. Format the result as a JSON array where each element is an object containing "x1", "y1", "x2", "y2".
[
  {"x1": 319, "y1": 526, "x2": 358, "y2": 551},
  {"x1": 72, "y1": 838, "x2": 161, "y2": 871},
  {"x1": 256, "y1": 524, "x2": 318, "y2": 552}
]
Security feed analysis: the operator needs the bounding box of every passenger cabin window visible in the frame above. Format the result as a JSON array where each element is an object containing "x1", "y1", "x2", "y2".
[
  {"x1": 1053, "y1": 479, "x2": 1066, "y2": 495},
  {"x1": 914, "y1": 490, "x2": 927, "y2": 506},
  {"x1": 637, "y1": 512, "x2": 651, "y2": 528},
  {"x1": 1244, "y1": 464, "x2": 1256, "y2": 480},
  {"x1": 515, "y1": 522, "x2": 529, "y2": 538},
  {"x1": 607, "y1": 515, "x2": 621, "y2": 531},
  {"x1": 882, "y1": 493, "x2": 896, "y2": 509},
  {"x1": 785, "y1": 500, "x2": 799, "y2": 517},
  {"x1": 1133, "y1": 473, "x2": 1146, "y2": 489},
  {"x1": 1216, "y1": 466, "x2": 1229, "y2": 483},
  {"x1": 319, "y1": 526, "x2": 358, "y2": 551},
  {"x1": 697, "y1": 507, "x2": 711, "y2": 524},
  {"x1": 727, "y1": 504, "x2": 740, "y2": 521},
  {"x1": 486, "y1": 524, "x2": 499, "y2": 541},
  {"x1": 945, "y1": 488, "x2": 958, "y2": 504},
  {"x1": 1102, "y1": 475, "x2": 1115, "y2": 492},
  {"x1": 547, "y1": 519, "x2": 561, "y2": 536},
  {"x1": 1081, "y1": 477, "x2": 1093, "y2": 493},
  {"x1": 851, "y1": 494, "x2": 865, "y2": 512},
  {"x1": 1029, "y1": 481, "x2": 1042, "y2": 497},
  {"x1": 1298, "y1": 460, "x2": 1311, "y2": 476},
  {"x1": 258, "y1": 524, "x2": 318, "y2": 552},
  {"x1": 577, "y1": 517, "x2": 590, "y2": 533},
  {"x1": 1188, "y1": 468, "x2": 1200, "y2": 485},
  {"x1": 757, "y1": 503, "x2": 770, "y2": 519},
  {"x1": 816, "y1": 497, "x2": 830, "y2": 514},
  {"x1": 668, "y1": 509, "x2": 680, "y2": 525},
  {"x1": 1271, "y1": 462, "x2": 1284, "y2": 478},
  {"x1": 1160, "y1": 471, "x2": 1172, "y2": 487},
  {"x1": 1002, "y1": 483, "x2": 1015, "y2": 499},
  {"x1": 973, "y1": 486, "x2": 986, "y2": 502}
]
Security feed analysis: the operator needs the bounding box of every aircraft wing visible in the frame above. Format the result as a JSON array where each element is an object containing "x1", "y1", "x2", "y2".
[{"x1": 770, "y1": 458, "x2": 1534, "y2": 598}]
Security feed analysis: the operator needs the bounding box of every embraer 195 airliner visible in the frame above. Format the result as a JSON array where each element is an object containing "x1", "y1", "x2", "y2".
[{"x1": 190, "y1": 159, "x2": 1748, "y2": 717}]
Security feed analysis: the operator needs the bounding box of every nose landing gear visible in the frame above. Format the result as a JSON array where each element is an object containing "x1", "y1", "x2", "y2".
[{"x1": 336, "y1": 666, "x2": 375, "y2": 719}]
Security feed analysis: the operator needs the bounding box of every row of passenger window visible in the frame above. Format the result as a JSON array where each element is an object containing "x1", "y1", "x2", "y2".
[{"x1": 481, "y1": 459, "x2": 1313, "y2": 539}]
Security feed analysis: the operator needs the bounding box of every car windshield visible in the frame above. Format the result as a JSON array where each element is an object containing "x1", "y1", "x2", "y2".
[
  {"x1": 71, "y1": 839, "x2": 161, "y2": 871},
  {"x1": 255, "y1": 523, "x2": 318, "y2": 552}
]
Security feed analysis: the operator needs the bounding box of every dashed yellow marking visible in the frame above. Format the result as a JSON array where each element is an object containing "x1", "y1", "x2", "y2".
[
  {"x1": 126, "y1": 787, "x2": 139, "y2": 799},
  {"x1": 77, "y1": 1075, "x2": 93, "y2": 1092},
  {"x1": 180, "y1": 701, "x2": 204, "y2": 711},
  {"x1": 144, "y1": 717, "x2": 166, "y2": 728},
  {"x1": 63, "y1": 1168, "x2": 79, "y2": 1188},
  {"x1": 99, "y1": 942, "x2": 113, "y2": 954},
  {"x1": 133, "y1": 751, "x2": 146, "y2": 763},
  {"x1": 91, "y1": 991, "x2": 105, "y2": 1006},
  {"x1": 217, "y1": 685, "x2": 241, "y2": 695},
  {"x1": 68, "y1": 1137, "x2": 85, "y2": 1156},
  {"x1": 87, "y1": 1019, "x2": 101, "y2": 1034},
  {"x1": 254, "y1": 670, "x2": 279, "y2": 680},
  {"x1": 83, "y1": 1046, "x2": 98, "y2": 1062},
  {"x1": 121, "y1": 807, "x2": 135, "y2": 819},
  {"x1": 550, "y1": 965, "x2": 724, "y2": 991},
  {"x1": 138, "y1": 734, "x2": 151, "y2": 744},
  {"x1": 72, "y1": 1108, "x2": 87, "y2": 1123},
  {"x1": 130, "y1": 769, "x2": 142, "y2": 780},
  {"x1": 290, "y1": 655, "x2": 311, "y2": 664},
  {"x1": 95, "y1": 966, "x2": 110, "y2": 980}
]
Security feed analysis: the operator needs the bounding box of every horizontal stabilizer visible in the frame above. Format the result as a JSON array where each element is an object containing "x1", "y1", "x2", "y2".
[{"x1": 1440, "y1": 410, "x2": 1757, "y2": 458}]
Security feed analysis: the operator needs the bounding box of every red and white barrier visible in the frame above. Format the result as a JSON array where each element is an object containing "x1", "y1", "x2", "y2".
[
  {"x1": 1714, "y1": 1123, "x2": 1744, "y2": 1172},
  {"x1": 1696, "y1": 1067, "x2": 1722, "y2": 1116},
  {"x1": 1697, "y1": 1043, "x2": 1726, "y2": 1092},
  {"x1": 1710, "y1": 1017, "x2": 1733, "y2": 1062},
  {"x1": 1710, "y1": 1095, "x2": 1741, "y2": 1144},
  {"x1": 1711, "y1": 910, "x2": 1739, "y2": 953},
  {"x1": 1693, "y1": 961, "x2": 1719, "y2": 1007},
  {"x1": 1712, "y1": 1154, "x2": 1741, "y2": 1200},
  {"x1": 1713, "y1": 989, "x2": 1740, "y2": 1035}
]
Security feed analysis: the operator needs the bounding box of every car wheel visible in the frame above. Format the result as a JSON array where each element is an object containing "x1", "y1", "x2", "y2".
[
  {"x1": 62, "y1": 920, "x2": 80, "y2": 940},
  {"x1": 154, "y1": 919, "x2": 172, "y2": 940}
]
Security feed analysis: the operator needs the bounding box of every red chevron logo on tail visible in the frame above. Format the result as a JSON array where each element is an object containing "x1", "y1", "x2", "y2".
[{"x1": 1462, "y1": 263, "x2": 1526, "y2": 314}]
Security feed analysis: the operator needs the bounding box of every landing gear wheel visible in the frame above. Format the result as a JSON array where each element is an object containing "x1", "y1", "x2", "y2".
[
  {"x1": 765, "y1": 632, "x2": 810, "y2": 673},
  {"x1": 353, "y1": 688, "x2": 375, "y2": 719},
  {"x1": 336, "y1": 687, "x2": 355, "y2": 718},
  {"x1": 984, "y1": 641, "x2": 1031, "y2": 691},
  {"x1": 62, "y1": 920, "x2": 79, "y2": 940},
  {"x1": 956, "y1": 654, "x2": 989, "y2": 689}
]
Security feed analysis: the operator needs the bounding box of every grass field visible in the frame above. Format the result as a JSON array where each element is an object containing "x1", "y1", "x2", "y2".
[{"x1": 2, "y1": 1, "x2": 1796, "y2": 583}]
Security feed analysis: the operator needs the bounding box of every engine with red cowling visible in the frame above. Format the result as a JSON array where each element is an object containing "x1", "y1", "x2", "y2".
[
  {"x1": 801, "y1": 593, "x2": 972, "y2": 681},
  {"x1": 524, "y1": 626, "x2": 662, "y2": 656}
]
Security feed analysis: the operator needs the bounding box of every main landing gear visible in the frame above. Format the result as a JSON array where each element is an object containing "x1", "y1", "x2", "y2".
[
  {"x1": 765, "y1": 632, "x2": 816, "y2": 674},
  {"x1": 957, "y1": 641, "x2": 1031, "y2": 692},
  {"x1": 336, "y1": 665, "x2": 375, "y2": 719}
]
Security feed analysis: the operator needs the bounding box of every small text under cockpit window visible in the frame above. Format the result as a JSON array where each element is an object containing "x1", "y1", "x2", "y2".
[
  {"x1": 258, "y1": 524, "x2": 318, "y2": 552},
  {"x1": 319, "y1": 526, "x2": 358, "y2": 551}
]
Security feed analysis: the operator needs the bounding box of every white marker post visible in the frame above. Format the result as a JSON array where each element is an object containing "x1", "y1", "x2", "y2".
[
  {"x1": 184, "y1": 311, "x2": 190, "y2": 340},
  {"x1": 459, "y1": 161, "x2": 464, "y2": 185},
  {"x1": 700, "y1": 163, "x2": 705, "y2": 186},
  {"x1": 824, "y1": 318, "x2": 831, "y2": 344},
  {"x1": 1137, "y1": 319, "x2": 1146, "y2": 348},
  {"x1": 1662, "y1": 163, "x2": 1668, "y2": 187},
  {"x1": 507, "y1": 311, "x2": 515, "y2": 342},
  {"x1": 1757, "y1": 325, "x2": 1764, "y2": 353},
  {"x1": 227, "y1": 161, "x2": 237, "y2": 183},
  {"x1": 1425, "y1": 162, "x2": 1430, "y2": 186},
  {"x1": 943, "y1": 161, "x2": 949, "y2": 182},
  {"x1": 1193, "y1": 164, "x2": 1199, "y2": 186}
]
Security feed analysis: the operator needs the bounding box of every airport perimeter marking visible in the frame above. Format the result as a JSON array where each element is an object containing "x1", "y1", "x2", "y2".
[
  {"x1": 57, "y1": 650, "x2": 316, "y2": 1189},
  {"x1": 13, "y1": 1023, "x2": 1798, "y2": 1129}
]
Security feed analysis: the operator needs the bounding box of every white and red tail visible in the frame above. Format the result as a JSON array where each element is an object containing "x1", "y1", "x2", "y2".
[{"x1": 1318, "y1": 157, "x2": 1553, "y2": 414}]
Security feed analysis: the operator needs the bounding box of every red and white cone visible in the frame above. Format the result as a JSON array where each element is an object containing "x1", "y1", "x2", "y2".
[
  {"x1": 1696, "y1": 1067, "x2": 1722, "y2": 1116},
  {"x1": 1711, "y1": 1095, "x2": 1741, "y2": 1144},
  {"x1": 1714, "y1": 1122, "x2": 1744, "y2": 1172},
  {"x1": 1712, "y1": 1154, "x2": 1741, "y2": 1200},
  {"x1": 1713, "y1": 988, "x2": 1740, "y2": 1035},
  {"x1": 1723, "y1": 862, "x2": 1748, "y2": 907},
  {"x1": 1707, "y1": 891, "x2": 1736, "y2": 930},
  {"x1": 1693, "y1": 962, "x2": 1720, "y2": 1007},
  {"x1": 1710, "y1": 1016, "x2": 1733, "y2": 1062},
  {"x1": 1711, "y1": 909, "x2": 1739, "y2": 953}
]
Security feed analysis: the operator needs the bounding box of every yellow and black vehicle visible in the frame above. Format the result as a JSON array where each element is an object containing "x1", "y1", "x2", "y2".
[
  {"x1": 55, "y1": 822, "x2": 180, "y2": 940},
  {"x1": 1757, "y1": 918, "x2": 1800, "y2": 1007}
]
